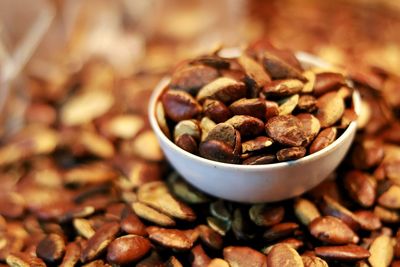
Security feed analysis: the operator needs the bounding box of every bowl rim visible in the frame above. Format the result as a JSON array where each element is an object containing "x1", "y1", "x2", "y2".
[{"x1": 148, "y1": 51, "x2": 361, "y2": 171}]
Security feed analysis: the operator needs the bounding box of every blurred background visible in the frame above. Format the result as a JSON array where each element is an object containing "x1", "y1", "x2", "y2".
[{"x1": 1, "y1": 0, "x2": 400, "y2": 137}]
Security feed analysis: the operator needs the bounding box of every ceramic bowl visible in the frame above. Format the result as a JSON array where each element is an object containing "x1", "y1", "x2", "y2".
[{"x1": 149, "y1": 51, "x2": 361, "y2": 203}]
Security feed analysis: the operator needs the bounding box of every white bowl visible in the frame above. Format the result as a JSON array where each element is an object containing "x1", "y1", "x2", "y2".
[{"x1": 149, "y1": 51, "x2": 361, "y2": 203}]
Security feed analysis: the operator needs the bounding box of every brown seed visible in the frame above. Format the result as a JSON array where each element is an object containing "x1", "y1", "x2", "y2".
[
  {"x1": 167, "y1": 172, "x2": 210, "y2": 204},
  {"x1": 174, "y1": 119, "x2": 201, "y2": 141},
  {"x1": 238, "y1": 54, "x2": 271, "y2": 88},
  {"x1": 223, "y1": 246, "x2": 268, "y2": 267},
  {"x1": 297, "y1": 113, "x2": 321, "y2": 145},
  {"x1": 352, "y1": 139, "x2": 385, "y2": 170},
  {"x1": 249, "y1": 204, "x2": 284, "y2": 227},
  {"x1": 276, "y1": 147, "x2": 306, "y2": 162},
  {"x1": 320, "y1": 195, "x2": 361, "y2": 230},
  {"x1": 208, "y1": 258, "x2": 230, "y2": 267},
  {"x1": 232, "y1": 208, "x2": 255, "y2": 241},
  {"x1": 170, "y1": 65, "x2": 220, "y2": 94},
  {"x1": 81, "y1": 259, "x2": 111, "y2": 267},
  {"x1": 121, "y1": 212, "x2": 147, "y2": 236},
  {"x1": 175, "y1": 134, "x2": 198, "y2": 154},
  {"x1": 135, "y1": 251, "x2": 164, "y2": 267},
  {"x1": 200, "y1": 117, "x2": 217, "y2": 141},
  {"x1": 36, "y1": 233, "x2": 65, "y2": 263},
  {"x1": 190, "y1": 55, "x2": 230, "y2": 69},
  {"x1": 191, "y1": 244, "x2": 211, "y2": 267},
  {"x1": 368, "y1": 235, "x2": 394, "y2": 267},
  {"x1": 6, "y1": 252, "x2": 46, "y2": 267},
  {"x1": 132, "y1": 202, "x2": 176, "y2": 227},
  {"x1": 80, "y1": 221, "x2": 120, "y2": 263},
  {"x1": 155, "y1": 101, "x2": 171, "y2": 138},
  {"x1": 316, "y1": 92, "x2": 345, "y2": 128},
  {"x1": 242, "y1": 136, "x2": 274, "y2": 153},
  {"x1": 199, "y1": 140, "x2": 239, "y2": 164},
  {"x1": 263, "y1": 222, "x2": 299, "y2": 242},
  {"x1": 301, "y1": 255, "x2": 328, "y2": 267},
  {"x1": 137, "y1": 181, "x2": 196, "y2": 221},
  {"x1": 340, "y1": 109, "x2": 358, "y2": 128},
  {"x1": 147, "y1": 226, "x2": 193, "y2": 250},
  {"x1": 0, "y1": 193, "x2": 25, "y2": 219},
  {"x1": 225, "y1": 115, "x2": 264, "y2": 138},
  {"x1": 263, "y1": 79, "x2": 304, "y2": 97},
  {"x1": 197, "y1": 225, "x2": 223, "y2": 250},
  {"x1": 106, "y1": 235, "x2": 151, "y2": 265},
  {"x1": 161, "y1": 90, "x2": 202, "y2": 122},
  {"x1": 294, "y1": 198, "x2": 321, "y2": 226},
  {"x1": 261, "y1": 51, "x2": 306, "y2": 81},
  {"x1": 267, "y1": 244, "x2": 303, "y2": 267},
  {"x1": 166, "y1": 256, "x2": 183, "y2": 267},
  {"x1": 314, "y1": 72, "x2": 346, "y2": 96},
  {"x1": 315, "y1": 245, "x2": 370, "y2": 261},
  {"x1": 230, "y1": 98, "x2": 266, "y2": 121},
  {"x1": 297, "y1": 95, "x2": 317, "y2": 112},
  {"x1": 309, "y1": 216, "x2": 359, "y2": 245},
  {"x1": 203, "y1": 99, "x2": 232, "y2": 123},
  {"x1": 309, "y1": 127, "x2": 337, "y2": 154},
  {"x1": 302, "y1": 71, "x2": 316, "y2": 93},
  {"x1": 243, "y1": 154, "x2": 276, "y2": 165},
  {"x1": 354, "y1": 211, "x2": 382, "y2": 231},
  {"x1": 378, "y1": 185, "x2": 400, "y2": 209},
  {"x1": 344, "y1": 170, "x2": 376, "y2": 207},
  {"x1": 266, "y1": 115, "x2": 307, "y2": 146},
  {"x1": 374, "y1": 205, "x2": 400, "y2": 223},
  {"x1": 60, "y1": 242, "x2": 81, "y2": 267},
  {"x1": 197, "y1": 77, "x2": 247, "y2": 104},
  {"x1": 265, "y1": 100, "x2": 280, "y2": 119},
  {"x1": 278, "y1": 94, "x2": 300, "y2": 115},
  {"x1": 205, "y1": 123, "x2": 237, "y2": 148}
]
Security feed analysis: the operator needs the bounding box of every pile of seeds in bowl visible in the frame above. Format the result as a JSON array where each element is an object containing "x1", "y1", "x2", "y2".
[{"x1": 156, "y1": 44, "x2": 357, "y2": 164}]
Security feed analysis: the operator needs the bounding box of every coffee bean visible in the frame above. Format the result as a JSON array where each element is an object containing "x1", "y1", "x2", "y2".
[
  {"x1": 203, "y1": 99, "x2": 232, "y2": 123},
  {"x1": 225, "y1": 115, "x2": 264, "y2": 138},
  {"x1": 249, "y1": 204, "x2": 284, "y2": 227},
  {"x1": 314, "y1": 72, "x2": 346, "y2": 96},
  {"x1": 197, "y1": 77, "x2": 247, "y2": 104},
  {"x1": 301, "y1": 255, "x2": 328, "y2": 267},
  {"x1": 294, "y1": 198, "x2": 321, "y2": 226},
  {"x1": 344, "y1": 170, "x2": 377, "y2": 207},
  {"x1": 266, "y1": 115, "x2": 307, "y2": 146},
  {"x1": 230, "y1": 98, "x2": 266, "y2": 121},
  {"x1": 175, "y1": 134, "x2": 198, "y2": 154},
  {"x1": 277, "y1": 146, "x2": 306, "y2": 161},
  {"x1": 263, "y1": 79, "x2": 304, "y2": 97},
  {"x1": 316, "y1": 92, "x2": 345, "y2": 128},
  {"x1": 162, "y1": 90, "x2": 202, "y2": 122},
  {"x1": 170, "y1": 65, "x2": 220, "y2": 94},
  {"x1": 309, "y1": 127, "x2": 337, "y2": 154},
  {"x1": 223, "y1": 246, "x2": 268, "y2": 267},
  {"x1": 147, "y1": 226, "x2": 193, "y2": 250},
  {"x1": 315, "y1": 245, "x2": 370, "y2": 261},
  {"x1": 106, "y1": 235, "x2": 151, "y2": 265},
  {"x1": 309, "y1": 216, "x2": 359, "y2": 245},
  {"x1": 368, "y1": 235, "x2": 394, "y2": 267},
  {"x1": 267, "y1": 244, "x2": 303, "y2": 267}
]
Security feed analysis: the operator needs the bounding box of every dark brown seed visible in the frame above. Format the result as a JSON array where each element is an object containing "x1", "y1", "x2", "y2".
[
  {"x1": 199, "y1": 140, "x2": 239, "y2": 164},
  {"x1": 191, "y1": 244, "x2": 211, "y2": 267},
  {"x1": 294, "y1": 198, "x2": 321, "y2": 226},
  {"x1": 137, "y1": 181, "x2": 196, "y2": 221},
  {"x1": 225, "y1": 115, "x2": 264, "y2": 138},
  {"x1": 135, "y1": 251, "x2": 164, "y2": 267},
  {"x1": 170, "y1": 65, "x2": 219, "y2": 94},
  {"x1": 238, "y1": 54, "x2": 271, "y2": 89},
  {"x1": 378, "y1": 185, "x2": 400, "y2": 209},
  {"x1": 232, "y1": 208, "x2": 255, "y2": 241},
  {"x1": 265, "y1": 100, "x2": 280, "y2": 119},
  {"x1": 297, "y1": 95, "x2": 317, "y2": 112},
  {"x1": 344, "y1": 170, "x2": 376, "y2": 207},
  {"x1": 316, "y1": 92, "x2": 345, "y2": 128},
  {"x1": 106, "y1": 235, "x2": 151, "y2": 265},
  {"x1": 321, "y1": 195, "x2": 361, "y2": 230},
  {"x1": 297, "y1": 113, "x2": 321, "y2": 145},
  {"x1": 203, "y1": 99, "x2": 232, "y2": 123},
  {"x1": 315, "y1": 245, "x2": 370, "y2": 261},
  {"x1": 6, "y1": 252, "x2": 46, "y2": 267},
  {"x1": 352, "y1": 139, "x2": 385, "y2": 170},
  {"x1": 314, "y1": 72, "x2": 346, "y2": 96},
  {"x1": 205, "y1": 123, "x2": 237, "y2": 148},
  {"x1": 265, "y1": 115, "x2": 307, "y2": 146},
  {"x1": 197, "y1": 77, "x2": 247, "y2": 104},
  {"x1": 249, "y1": 204, "x2": 285, "y2": 227},
  {"x1": 242, "y1": 136, "x2": 273, "y2": 153},
  {"x1": 197, "y1": 225, "x2": 223, "y2": 250},
  {"x1": 368, "y1": 235, "x2": 394, "y2": 267},
  {"x1": 60, "y1": 242, "x2": 81, "y2": 267},
  {"x1": 161, "y1": 90, "x2": 202, "y2": 122},
  {"x1": 309, "y1": 216, "x2": 359, "y2": 245},
  {"x1": 207, "y1": 216, "x2": 231, "y2": 236},
  {"x1": 309, "y1": 127, "x2": 337, "y2": 154},
  {"x1": 340, "y1": 109, "x2": 358, "y2": 128},
  {"x1": 243, "y1": 154, "x2": 276, "y2": 165},
  {"x1": 190, "y1": 55, "x2": 230, "y2": 69},
  {"x1": 147, "y1": 226, "x2": 193, "y2": 250},
  {"x1": 261, "y1": 51, "x2": 306, "y2": 81},
  {"x1": 0, "y1": 193, "x2": 25, "y2": 219},
  {"x1": 223, "y1": 246, "x2": 268, "y2": 267},
  {"x1": 175, "y1": 134, "x2": 198, "y2": 154},
  {"x1": 263, "y1": 79, "x2": 304, "y2": 97},
  {"x1": 36, "y1": 233, "x2": 65, "y2": 263},
  {"x1": 276, "y1": 147, "x2": 306, "y2": 162},
  {"x1": 80, "y1": 221, "x2": 120, "y2": 263},
  {"x1": 263, "y1": 222, "x2": 299, "y2": 242},
  {"x1": 167, "y1": 172, "x2": 210, "y2": 204},
  {"x1": 301, "y1": 255, "x2": 328, "y2": 267},
  {"x1": 210, "y1": 200, "x2": 231, "y2": 221},
  {"x1": 121, "y1": 212, "x2": 147, "y2": 236},
  {"x1": 230, "y1": 98, "x2": 266, "y2": 121},
  {"x1": 354, "y1": 210, "x2": 382, "y2": 231},
  {"x1": 267, "y1": 244, "x2": 303, "y2": 267}
]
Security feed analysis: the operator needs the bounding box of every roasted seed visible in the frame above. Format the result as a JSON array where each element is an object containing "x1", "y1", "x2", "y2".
[
  {"x1": 278, "y1": 94, "x2": 300, "y2": 115},
  {"x1": 197, "y1": 77, "x2": 247, "y2": 104},
  {"x1": 162, "y1": 90, "x2": 202, "y2": 122},
  {"x1": 242, "y1": 136, "x2": 273, "y2": 153},
  {"x1": 378, "y1": 185, "x2": 400, "y2": 209},
  {"x1": 170, "y1": 65, "x2": 220, "y2": 94},
  {"x1": 175, "y1": 134, "x2": 198, "y2": 154},
  {"x1": 309, "y1": 127, "x2": 337, "y2": 154},
  {"x1": 230, "y1": 98, "x2": 267, "y2": 121},
  {"x1": 266, "y1": 115, "x2": 307, "y2": 146},
  {"x1": 263, "y1": 79, "x2": 303, "y2": 97},
  {"x1": 301, "y1": 255, "x2": 328, "y2": 267},
  {"x1": 106, "y1": 235, "x2": 151, "y2": 265},
  {"x1": 243, "y1": 154, "x2": 276, "y2": 165},
  {"x1": 314, "y1": 72, "x2": 346, "y2": 96},
  {"x1": 368, "y1": 235, "x2": 394, "y2": 267},
  {"x1": 203, "y1": 99, "x2": 232, "y2": 123},
  {"x1": 344, "y1": 170, "x2": 377, "y2": 207},
  {"x1": 132, "y1": 201, "x2": 176, "y2": 227},
  {"x1": 199, "y1": 140, "x2": 239, "y2": 164},
  {"x1": 315, "y1": 245, "x2": 370, "y2": 261},
  {"x1": 238, "y1": 54, "x2": 271, "y2": 89},
  {"x1": 225, "y1": 115, "x2": 264, "y2": 138},
  {"x1": 263, "y1": 222, "x2": 299, "y2": 242},
  {"x1": 316, "y1": 92, "x2": 345, "y2": 128},
  {"x1": 309, "y1": 216, "x2": 359, "y2": 245},
  {"x1": 298, "y1": 95, "x2": 317, "y2": 112},
  {"x1": 294, "y1": 198, "x2": 321, "y2": 226},
  {"x1": 267, "y1": 244, "x2": 303, "y2": 267},
  {"x1": 147, "y1": 226, "x2": 193, "y2": 250},
  {"x1": 297, "y1": 113, "x2": 321, "y2": 145},
  {"x1": 276, "y1": 147, "x2": 306, "y2": 161},
  {"x1": 223, "y1": 246, "x2": 268, "y2": 267},
  {"x1": 205, "y1": 123, "x2": 237, "y2": 148}
]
